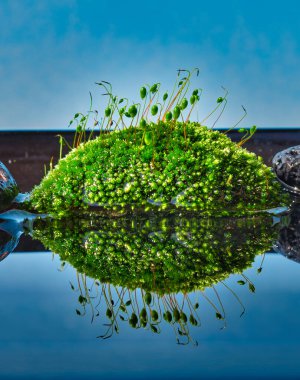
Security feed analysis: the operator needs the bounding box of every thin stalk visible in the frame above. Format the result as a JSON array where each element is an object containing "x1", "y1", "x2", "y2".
[
  {"x1": 224, "y1": 105, "x2": 247, "y2": 135},
  {"x1": 211, "y1": 98, "x2": 228, "y2": 129},
  {"x1": 201, "y1": 88, "x2": 229, "y2": 125},
  {"x1": 162, "y1": 74, "x2": 190, "y2": 120},
  {"x1": 221, "y1": 281, "x2": 246, "y2": 317},
  {"x1": 212, "y1": 285, "x2": 227, "y2": 329}
]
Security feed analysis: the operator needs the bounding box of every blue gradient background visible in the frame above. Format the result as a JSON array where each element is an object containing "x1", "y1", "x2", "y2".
[
  {"x1": 1, "y1": 0, "x2": 300, "y2": 130},
  {"x1": 0, "y1": 252, "x2": 300, "y2": 379}
]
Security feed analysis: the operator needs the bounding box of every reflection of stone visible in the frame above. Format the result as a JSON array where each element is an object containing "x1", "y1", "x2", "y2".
[
  {"x1": 0, "y1": 210, "x2": 45, "y2": 261},
  {"x1": 272, "y1": 145, "x2": 300, "y2": 194},
  {"x1": 0, "y1": 229, "x2": 12, "y2": 261},
  {"x1": 0, "y1": 220, "x2": 22, "y2": 261},
  {"x1": 274, "y1": 200, "x2": 300, "y2": 263},
  {"x1": 0, "y1": 161, "x2": 18, "y2": 209}
]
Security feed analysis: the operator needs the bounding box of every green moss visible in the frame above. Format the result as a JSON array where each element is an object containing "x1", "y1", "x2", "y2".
[
  {"x1": 29, "y1": 121, "x2": 287, "y2": 217},
  {"x1": 32, "y1": 214, "x2": 278, "y2": 294}
]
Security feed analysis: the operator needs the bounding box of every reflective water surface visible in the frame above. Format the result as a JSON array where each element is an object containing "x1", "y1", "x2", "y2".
[{"x1": 0, "y1": 207, "x2": 300, "y2": 380}]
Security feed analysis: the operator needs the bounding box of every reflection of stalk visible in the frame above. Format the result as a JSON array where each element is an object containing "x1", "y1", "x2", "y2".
[
  {"x1": 241, "y1": 273, "x2": 256, "y2": 293},
  {"x1": 82, "y1": 274, "x2": 96, "y2": 322},
  {"x1": 212, "y1": 285, "x2": 227, "y2": 329},
  {"x1": 68, "y1": 269, "x2": 253, "y2": 345},
  {"x1": 258, "y1": 253, "x2": 266, "y2": 273},
  {"x1": 221, "y1": 281, "x2": 245, "y2": 317},
  {"x1": 200, "y1": 290, "x2": 226, "y2": 329},
  {"x1": 185, "y1": 295, "x2": 202, "y2": 326}
]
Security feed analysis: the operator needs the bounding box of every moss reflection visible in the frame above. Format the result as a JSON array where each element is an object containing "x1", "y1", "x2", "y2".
[
  {"x1": 31, "y1": 213, "x2": 278, "y2": 344},
  {"x1": 32, "y1": 214, "x2": 277, "y2": 293}
]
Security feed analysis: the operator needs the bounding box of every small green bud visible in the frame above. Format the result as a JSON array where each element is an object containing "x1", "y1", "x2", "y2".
[
  {"x1": 140, "y1": 308, "x2": 147, "y2": 319},
  {"x1": 217, "y1": 97, "x2": 223, "y2": 103},
  {"x1": 129, "y1": 312, "x2": 138, "y2": 327},
  {"x1": 140, "y1": 118, "x2": 147, "y2": 128},
  {"x1": 144, "y1": 131, "x2": 152, "y2": 145},
  {"x1": 173, "y1": 308, "x2": 180, "y2": 322},
  {"x1": 150, "y1": 83, "x2": 158, "y2": 93},
  {"x1": 151, "y1": 310, "x2": 159, "y2": 321},
  {"x1": 190, "y1": 95, "x2": 196, "y2": 105},
  {"x1": 151, "y1": 104, "x2": 159, "y2": 116},
  {"x1": 180, "y1": 311, "x2": 187, "y2": 323},
  {"x1": 140, "y1": 86, "x2": 147, "y2": 99},
  {"x1": 173, "y1": 106, "x2": 181, "y2": 120},
  {"x1": 165, "y1": 111, "x2": 172, "y2": 121},
  {"x1": 180, "y1": 98, "x2": 188, "y2": 110},
  {"x1": 128, "y1": 105, "x2": 138, "y2": 117},
  {"x1": 163, "y1": 311, "x2": 172, "y2": 323},
  {"x1": 189, "y1": 315, "x2": 198, "y2": 326},
  {"x1": 144, "y1": 292, "x2": 152, "y2": 305},
  {"x1": 163, "y1": 92, "x2": 168, "y2": 101},
  {"x1": 104, "y1": 107, "x2": 111, "y2": 117},
  {"x1": 106, "y1": 308, "x2": 113, "y2": 318}
]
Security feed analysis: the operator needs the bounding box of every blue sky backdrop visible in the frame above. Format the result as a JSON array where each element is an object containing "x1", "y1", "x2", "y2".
[{"x1": 1, "y1": 0, "x2": 300, "y2": 130}]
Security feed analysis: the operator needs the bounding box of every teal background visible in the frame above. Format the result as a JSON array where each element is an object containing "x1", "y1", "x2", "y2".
[
  {"x1": 1, "y1": 0, "x2": 300, "y2": 130},
  {"x1": 0, "y1": 252, "x2": 299, "y2": 379}
]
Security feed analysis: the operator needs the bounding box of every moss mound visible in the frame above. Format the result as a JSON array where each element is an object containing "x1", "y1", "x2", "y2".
[
  {"x1": 30, "y1": 122, "x2": 286, "y2": 217},
  {"x1": 32, "y1": 214, "x2": 278, "y2": 294}
]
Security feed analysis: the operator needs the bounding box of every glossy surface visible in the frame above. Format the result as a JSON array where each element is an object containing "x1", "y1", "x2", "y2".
[{"x1": 0, "y1": 243, "x2": 299, "y2": 379}]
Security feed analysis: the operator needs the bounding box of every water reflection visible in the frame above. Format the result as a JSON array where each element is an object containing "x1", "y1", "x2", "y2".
[
  {"x1": 0, "y1": 207, "x2": 298, "y2": 344},
  {"x1": 67, "y1": 271, "x2": 257, "y2": 345},
  {"x1": 274, "y1": 198, "x2": 300, "y2": 263},
  {"x1": 31, "y1": 214, "x2": 278, "y2": 292}
]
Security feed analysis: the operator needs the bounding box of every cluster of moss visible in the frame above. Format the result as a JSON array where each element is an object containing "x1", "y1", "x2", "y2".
[
  {"x1": 29, "y1": 121, "x2": 287, "y2": 217},
  {"x1": 32, "y1": 214, "x2": 278, "y2": 294}
]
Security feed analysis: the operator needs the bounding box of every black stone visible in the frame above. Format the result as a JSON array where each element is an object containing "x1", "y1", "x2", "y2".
[
  {"x1": 274, "y1": 200, "x2": 300, "y2": 263},
  {"x1": 272, "y1": 145, "x2": 300, "y2": 195}
]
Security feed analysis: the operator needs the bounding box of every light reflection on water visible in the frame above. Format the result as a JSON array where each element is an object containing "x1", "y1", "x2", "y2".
[
  {"x1": 0, "y1": 210, "x2": 300, "y2": 379},
  {"x1": 0, "y1": 253, "x2": 299, "y2": 379}
]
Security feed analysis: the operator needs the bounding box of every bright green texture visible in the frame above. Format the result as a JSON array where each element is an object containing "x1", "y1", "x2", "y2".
[
  {"x1": 32, "y1": 214, "x2": 277, "y2": 294},
  {"x1": 30, "y1": 121, "x2": 286, "y2": 217}
]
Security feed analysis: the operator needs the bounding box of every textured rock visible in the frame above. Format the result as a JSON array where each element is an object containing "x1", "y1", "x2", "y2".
[
  {"x1": 272, "y1": 145, "x2": 300, "y2": 195},
  {"x1": 0, "y1": 161, "x2": 18, "y2": 209},
  {"x1": 274, "y1": 201, "x2": 300, "y2": 263}
]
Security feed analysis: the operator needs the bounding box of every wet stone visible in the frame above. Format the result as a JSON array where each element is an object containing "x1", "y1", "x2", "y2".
[
  {"x1": 272, "y1": 145, "x2": 300, "y2": 195},
  {"x1": 274, "y1": 201, "x2": 300, "y2": 263},
  {"x1": 0, "y1": 161, "x2": 18, "y2": 209}
]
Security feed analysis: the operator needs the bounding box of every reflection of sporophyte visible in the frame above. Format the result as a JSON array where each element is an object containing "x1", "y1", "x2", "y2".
[
  {"x1": 31, "y1": 214, "x2": 278, "y2": 345},
  {"x1": 32, "y1": 215, "x2": 278, "y2": 294}
]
